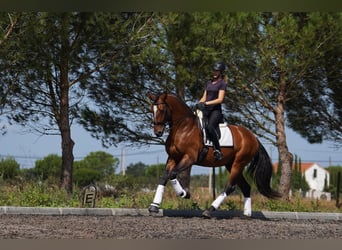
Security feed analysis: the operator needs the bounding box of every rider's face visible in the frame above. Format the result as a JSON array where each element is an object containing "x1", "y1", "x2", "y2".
[{"x1": 213, "y1": 70, "x2": 220, "y2": 79}]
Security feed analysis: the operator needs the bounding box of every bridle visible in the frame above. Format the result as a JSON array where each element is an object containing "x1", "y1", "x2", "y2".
[
  {"x1": 152, "y1": 93, "x2": 197, "y2": 130},
  {"x1": 152, "y1": 101, "x2": 170, "y2": 127}
]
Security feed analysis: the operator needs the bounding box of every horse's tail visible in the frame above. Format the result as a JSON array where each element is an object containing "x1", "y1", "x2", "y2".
[{"x1": 246, "y1": 139, "x2": 282, "y2": 199}]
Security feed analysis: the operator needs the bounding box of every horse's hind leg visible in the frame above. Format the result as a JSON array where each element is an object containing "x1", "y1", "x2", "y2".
[
  {"x1": 202, "y1": 167, "x2": 239, "y2": 218},
  {"x1": 202, "y1": 163, "x2": 252, "y2": 218},
  {"x1": 202, "y1": 183, "x2": 236, "y2": 218},
  {"x1": 236, "y1": 175, "x2": 252, "y2": 217}
]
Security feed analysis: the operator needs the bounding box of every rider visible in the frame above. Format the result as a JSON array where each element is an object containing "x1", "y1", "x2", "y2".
[{"x1": 197, "y1": 61, "x2": 227, "y2": 161}]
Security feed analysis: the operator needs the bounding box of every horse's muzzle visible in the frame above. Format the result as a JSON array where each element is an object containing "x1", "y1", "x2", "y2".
[
  {"x1": 154, "y1": 125, "x2": 165, "y2": 137},
  {"x1": 155, "y1": 130, "x2": 164, "y2": 137}
]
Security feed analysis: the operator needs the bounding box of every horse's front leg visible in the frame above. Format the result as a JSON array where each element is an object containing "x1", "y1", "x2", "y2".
[
  {"x1": 169, "y1": 170, "x2": 191, "y2": 199},
  {"x1": 168, "y1": 153, "x2": 196, "y2": 199},
  {"x1": 148, "y1": 157, "x2": 177, "y2": 215},
  {"x1": 148, "y1": 168, "x2": 169, "y2": 215}
]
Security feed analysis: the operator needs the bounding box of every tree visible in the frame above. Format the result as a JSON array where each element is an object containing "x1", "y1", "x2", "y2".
[
  {"x1": 34, "y1": 154, "x2": 62, "y2": 180},
  {"x1": 73, "y1": 167, "x2": 101, "y2": 187},
  {"x1": 286, "y1": 13, "x2": 342, "y2": 146},
  {"x1": 76, "y1": 151, "x2": 118, "y2": 177},
  {"x1": 0, "y1": 13, "x2": 19, "y2": 47},
  {"x1": 0, "y1": 12, "x2": 154, "y2": 192},
  {"x1": 291, "y1": 155, "x2": 309, "y2": 192},
  {"x1": 73, "y1": 151, "x2": 118, "y2": 186},
  {"x1": 0, "y1": 156, "x2": 20, "y2": 179},
  {"x1": 326, "y1": 166, "x2": 342, "y2": 198},
  {"x1": 78, "y1": 12, "x2": 162, "y2": 147},
  {"x1": 0, "y1": 13, "x2": 21, "y2": 135},
  {"x1": 145, "y1": 163, "x2": 164, "y2": 180},
  {"x1": 126, "y1": 162, "x2": 148, "y2": 177}
]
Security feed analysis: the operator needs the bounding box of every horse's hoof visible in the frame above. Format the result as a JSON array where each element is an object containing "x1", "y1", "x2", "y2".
[
  {"x1": 183, "y1": 191, "x2": 191, "y2": 199},
  {"x1": 243, "y1": 211, "x2": 252, "y2": 217},
  {"x1": 148, "y1": 205, "x2": 159, "y2": 215},
  {"x1": 202, "y1": 209, "x2": 212, "y2": 219}
]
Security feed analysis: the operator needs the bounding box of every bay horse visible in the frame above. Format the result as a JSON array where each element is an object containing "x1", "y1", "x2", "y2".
[{"x1": 148, "y1": 92, "x2": 281, "y2": 218}]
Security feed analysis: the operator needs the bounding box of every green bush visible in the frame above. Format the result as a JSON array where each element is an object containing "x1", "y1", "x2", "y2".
[
  {"x1": 101, "y1": 174, "x2": 141, "y2": 195},
  {"x1": 0, "y1": 157, "x2": 20, "y2": 179},
  {"x1": 0, "y1": 181, "x2": 80, "y2": 207},
  {"x1": 73, "y1": 168, "x2": 102, "y2": 187},
  {"x1": 34, "y1": 154, "x2": 61, "y2": 180}
]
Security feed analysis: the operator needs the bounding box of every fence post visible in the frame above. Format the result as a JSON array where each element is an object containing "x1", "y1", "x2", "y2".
[
  {"x1": 336, "y1": 172, "x2": 341, "y2": 208},
  {"x1": 212, "y1": 167, "x2": 216, "y2": 199}
]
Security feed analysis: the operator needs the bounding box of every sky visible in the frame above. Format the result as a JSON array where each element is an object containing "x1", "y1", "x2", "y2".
[{"x1": 1, "y1": 123, "x2": 342, "y2": 176}]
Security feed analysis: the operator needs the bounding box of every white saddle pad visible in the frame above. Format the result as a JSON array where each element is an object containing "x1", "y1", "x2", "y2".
[
  {"x1": 204, "y1": 123, "x2": 234, "y2": 147},
  {"x1": 195, "y1": 110, "x2": 234, "y2": 147}
]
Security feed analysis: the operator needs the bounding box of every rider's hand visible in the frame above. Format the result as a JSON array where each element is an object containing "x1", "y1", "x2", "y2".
[{"x1": 196, "y1": 102, "x2": 206, "y2": 111}]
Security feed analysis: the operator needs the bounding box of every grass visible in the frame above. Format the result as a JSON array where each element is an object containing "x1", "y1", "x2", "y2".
[{"x1": 0, "y1": 181, "x2": 341, "y2": 213}]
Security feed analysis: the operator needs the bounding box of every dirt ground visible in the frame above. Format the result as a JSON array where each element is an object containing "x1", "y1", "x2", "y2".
[{"x1": 0, "y1": 214, "x2": 342, "y2": 239}]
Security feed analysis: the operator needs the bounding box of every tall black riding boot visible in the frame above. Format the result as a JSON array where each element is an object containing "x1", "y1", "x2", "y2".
[
  {"x1": 213, "y1": 147, "x2": 223, "y2": 162},
  {"x1": 211, "y1": 132, "x2": 223, "y2": 162}
]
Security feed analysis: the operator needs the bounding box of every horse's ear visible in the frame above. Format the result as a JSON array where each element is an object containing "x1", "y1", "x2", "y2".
[
  {"x1": 148, "y1": 93, "x2": 156, "y2": 101},
  {"x1": 160, "y1": 92, "x2": 167, "y2": 101}
]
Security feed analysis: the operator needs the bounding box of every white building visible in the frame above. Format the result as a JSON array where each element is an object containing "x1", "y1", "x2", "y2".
[
  {"x1": 302, "y1": 163, "x2": 330, "y2": 192},
  {"x1": 302, "y1": 163, "x2": 330, "y2": 200}
]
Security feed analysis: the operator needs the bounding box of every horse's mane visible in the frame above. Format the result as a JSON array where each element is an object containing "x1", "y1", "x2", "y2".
[{"x1": 165, "y1": 93, "x2": 195, "y2": 116}]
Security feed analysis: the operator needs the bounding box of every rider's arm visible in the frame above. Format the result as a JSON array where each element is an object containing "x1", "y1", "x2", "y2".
[{"x1": 199, "y1": 90, "x2": 207, "y2": 103}]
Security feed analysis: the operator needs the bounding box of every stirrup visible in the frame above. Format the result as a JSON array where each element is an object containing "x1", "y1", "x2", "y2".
[{"x1": 214, "y1": 149, "x2": 223, "y2": 161}]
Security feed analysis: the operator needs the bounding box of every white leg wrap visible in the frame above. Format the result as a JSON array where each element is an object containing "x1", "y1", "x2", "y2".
[
  {"x1": 211, "y1": 192, "x2": 227, "y2": 209},
  {"x1": 152, "y1": 185, "x2": 165, "y2": 206},
  {"x1": 170, "y1": 179, "x2": 187, "y2": 198},
  {"x1": 243, "y1": 197, "x2": 252, "y2": 216}
]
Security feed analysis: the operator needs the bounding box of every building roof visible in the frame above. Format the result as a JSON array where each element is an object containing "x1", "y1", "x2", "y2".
[{"x1": 273, "y1": 162, "x2": 327, "y2": 174}]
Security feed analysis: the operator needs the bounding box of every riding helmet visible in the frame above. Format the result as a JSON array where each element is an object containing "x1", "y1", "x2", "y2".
[{"x1": 212, "y1": 61, "x2": 226, "y2": 72}]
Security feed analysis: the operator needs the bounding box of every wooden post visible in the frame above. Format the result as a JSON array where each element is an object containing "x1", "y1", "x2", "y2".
[
  {"x1": 336, "y1": 172, "x2": 341, "y2": 208},
  {"x1": 212, "y1": 167, "x2": 216, "y2": 199}
]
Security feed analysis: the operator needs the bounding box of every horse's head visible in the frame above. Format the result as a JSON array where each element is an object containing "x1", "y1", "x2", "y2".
[{"x1": 149, "y1": 92, "x2": 170, "y2": 137}]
